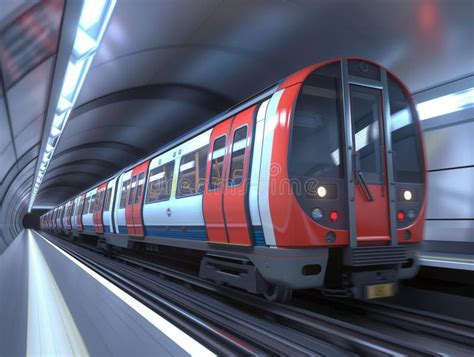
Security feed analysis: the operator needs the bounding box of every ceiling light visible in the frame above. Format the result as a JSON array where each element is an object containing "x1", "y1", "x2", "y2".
[
  {"x1": 73, "y1": 28, "x2": 97, "y2": 58},
  {"x1": 79, "y1": 0, "x2": 107, "y2": 30},
  {"x1": 417, "y1": 87, "x2": 474, "y2": 121},
  {"x1": 28, "y1": 0, "x2": 117, "y2": 212}
]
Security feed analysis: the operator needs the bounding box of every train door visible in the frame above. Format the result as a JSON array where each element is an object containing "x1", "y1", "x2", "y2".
[
  {"x1": 349, "y1": 84, "x2": 390, "y2": 243},
  {"x1": 203, "y1": 118, "x2": 233, "y2": 243},
  {"x1": 77, "y1": 194, "x2": 85, "y2": 232},
  {"x1": 203, "y1": 108, "x2": 256, "y2": 245},
  {"x1": 93, "y1": 182, "x2": 108, "y2": 234},
  {"x1": 222, "y1": 107, "x2": 255, "y2": 245},
  {"x1": 125, "y1": 161, "x2": 149, "y2": 236}
]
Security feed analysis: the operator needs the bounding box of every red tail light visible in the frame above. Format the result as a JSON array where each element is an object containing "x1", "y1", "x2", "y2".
[
  {"x1": 329, "y1": 211, "x2": 339, "y2": 222},
  {"x1": 397, "y1": 211, "x2": 405, "y2": 221}
]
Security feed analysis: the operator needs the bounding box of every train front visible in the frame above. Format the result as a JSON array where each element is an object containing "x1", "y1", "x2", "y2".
[{"x1": 273, "y1": 59, "x2": 426, "y2": 299}]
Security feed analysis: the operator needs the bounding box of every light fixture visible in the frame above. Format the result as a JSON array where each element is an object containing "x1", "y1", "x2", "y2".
[
  {"x1": 28, "y1": 0, "x2": 117, "y2": 213},
  {"x1": 417, "y1": 87, "x2": 474, "y2": 121},
  {"x1": 317, "y1": 186, "x2": 327, "y2": 198},
  {"x1": 403, "y1": 190, "x2": 413, "y2": 201}
]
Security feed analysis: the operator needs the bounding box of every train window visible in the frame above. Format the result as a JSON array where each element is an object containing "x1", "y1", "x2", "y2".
[
  {"x1": 83, "y1": 197, "x2": 90, "y2": 214},
  {"x1": 209, "y1": 136, "x2": 226, "y2": 191},
  {"x1": 135, "y1": 172, "x2": 145, "y2": 204},
  {"x1": 289, "y1": 62, "x2": 344, "y2": 180},
  {"x1": 119, "y1": 179, "x2": 130, "y2": 209},
  {"x1": 98, "y1": 190, "x2": 105, "y2": 211},
  {"x1": 146, "y1": 161, "x2": 175, "y2": 203},
  {"x1": 128, "y1": 176, "x2": 137, "y2": 205},
  {"x1": 388, "y1": 75, "x2": 423, "y2": 183},
  {"x1": 348, "y1": 60, "x2": 381, "y2": 81},
  {"x1": 104, "y1": 188, "x2": 112, "y2": 212},
  {"x1": 228, "y1": 126, "x2": 248, "y2": 187},
  {"x1": 177, "y1": 147, "x2": 208, "y2": 198},
  {"x1": 89, "y1": 194, "x2": 96, "y2": 214},
  {"x1": 350, "y1": 85, "x2": 384, "y2": 183}
]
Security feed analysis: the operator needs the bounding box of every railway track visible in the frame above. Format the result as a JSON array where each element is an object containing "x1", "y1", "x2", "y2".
[{"x1": 40, "y1": 231, "x2": 473, "y2": 356}]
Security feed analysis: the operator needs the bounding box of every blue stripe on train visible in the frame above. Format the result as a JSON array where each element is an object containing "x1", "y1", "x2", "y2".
[
  {"x1": 252, "y1": 226, "x2": 266, "y2": 246},
  {"x1": 117, "y1": 225, "x2": 266, "y2": 246},
  {"x1": 118, "y1": 225, "x2": 128, "y2": 234},
  {"x1": 145, "y1": 226, "x2": 208, "y2": 241},
  {"x1": 104, "y1": 226, "x2": 111, "y2": 234},
  {"x1": 83, "y1": 225, "x2": 95, "y2": 232}
]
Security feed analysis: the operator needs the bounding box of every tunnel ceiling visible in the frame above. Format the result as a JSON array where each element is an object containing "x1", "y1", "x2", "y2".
[{"x1": 1, "y1": 0, "x2": 473, "y2": 249}]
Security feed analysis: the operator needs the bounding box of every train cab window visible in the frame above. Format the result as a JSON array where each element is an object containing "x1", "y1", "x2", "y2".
[
  {"x1": 146, "y1": 161, "x2": 175, "y2": 203},
  {"x1": 351, "y1": 85, "x2": 384, "y2": 184},
  {"x1": 119, "y1": 179, "x2": 130, "y2": 208},
  {"x1": 209, "y1": 136, "x2": 226, "y2": 191},
  {"x1": 388, "y1": 75, "x2": 423, "y2": 183},
  {"x1": 135, "y1": 172, "x2": 145, "y2": 203},
  {"x1": 128, "y1": 177, "x2": 137, "y2": 205},
  {"x1": 177, "y1": 147, "x2": 208, "y2": 198},
  {"x1": 104, "y1": 188, "x2": 112, "y2": 212},
  {"x1": 228, "y1": 126, "x2": 248, "y2": 187},
  {"x1": 289, "y1": 63, "x2": 344, "y2": 181}
]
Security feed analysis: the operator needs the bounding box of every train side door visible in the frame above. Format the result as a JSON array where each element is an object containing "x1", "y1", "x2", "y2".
[
  {"x1": 125, "y1": 175, "x2": 137, "y2": 235},
  {"x1": 131, "y1": 162, "x2": 149, "y2": 236},
  {"x1": 126, "y1": 162, "x2": 149, "y2": 236},
  {"x1": 349, "y1": 85, "x2": 391, "y2": 243},
  {"x1": 203, "y1": 118, "x2": 233, "y2": 243},
  {"x1": 223, "y1": 107, "x2": 255, "y2": 245},
  {"x1": 77, "y1": 194, "x2": 85, "y2": 232},
  {"x1": 94, "y1": 182, "x2": 108, "y2": 234}
]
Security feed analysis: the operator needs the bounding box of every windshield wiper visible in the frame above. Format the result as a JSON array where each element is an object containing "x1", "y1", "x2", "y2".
[
  {"x1": 356, "y1": 170, "x2": 374, "y2": 202},
  {"x1": 354, "y1": 152, "x2": 374, "y2": 202}
]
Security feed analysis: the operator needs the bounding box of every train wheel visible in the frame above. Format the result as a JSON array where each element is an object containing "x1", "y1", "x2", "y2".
[{"x1": 263, "y1": 284, "x2": 293, "y2": 303}]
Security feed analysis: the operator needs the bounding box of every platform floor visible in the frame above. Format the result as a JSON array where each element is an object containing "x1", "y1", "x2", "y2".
[
  {"x1": 420, "y1": 251, "x2": 474, "y2": 271},
  {"x1": 0, "y1": 229, "x2": 214, "y2": 356}
]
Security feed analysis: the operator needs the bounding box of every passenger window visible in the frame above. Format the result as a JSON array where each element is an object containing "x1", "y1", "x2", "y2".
[
  {"x1": 209, "y1": 136, "x2": 226, "y2": 191},
  {"x1": 83, "y1": 197, "x2": 90, "y2": 214},
  {"x1": 228, "y1": 127, "x2": 248, "y2": 187},
  {"x1": 128, "y1": 176, "x2": 137, "y2": 205},
  {"x1": 177, "y1": 147, "x2": 208, "y2": 198},
  {"x1": 146, "y1": 161, "x2": 175, "y2": 203},
  {"x1": 135, "y1": 172, "x2": 145, "y2": 203},
  {"x1": 98, "y1": 190, "x2": 105, "y2": 211},
  {"x1": 104, "y1": 188, "x2": 112, "y2": 212},
  {"x1": 120, "y1": 179, "x2": 130, "y2": 208},
  {"x1": 89, "y1": 194, "x2": 96, "y2": 214}
]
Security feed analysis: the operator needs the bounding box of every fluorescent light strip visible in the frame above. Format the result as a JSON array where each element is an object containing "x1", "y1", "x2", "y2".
[
  {"x1": 416, "y1": 87, "x2": 474, "y2": 121},
  {"x1": 35, "y1": 232, "x2": 215, "y2": 356},
  {"x1": 28, "y1": 0, "x2": 117, "y2": 212}
]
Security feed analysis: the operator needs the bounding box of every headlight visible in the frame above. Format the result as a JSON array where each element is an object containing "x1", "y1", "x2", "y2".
[
  {"x1": 403, "y1": 190, "x2": 412, "y2": 201},
  {"x1": 317, "y1": 186, "x2": 327, "y2": 198}
]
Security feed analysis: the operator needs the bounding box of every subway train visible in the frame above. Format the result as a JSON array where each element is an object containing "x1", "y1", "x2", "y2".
[{"x1": 41, "y1": 59, "x2": 426, "y2": 302}]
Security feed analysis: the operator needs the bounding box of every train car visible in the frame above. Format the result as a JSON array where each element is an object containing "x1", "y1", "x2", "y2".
[{"x1": 42, "y1": 59, "x2": 426, "y2": 301}]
